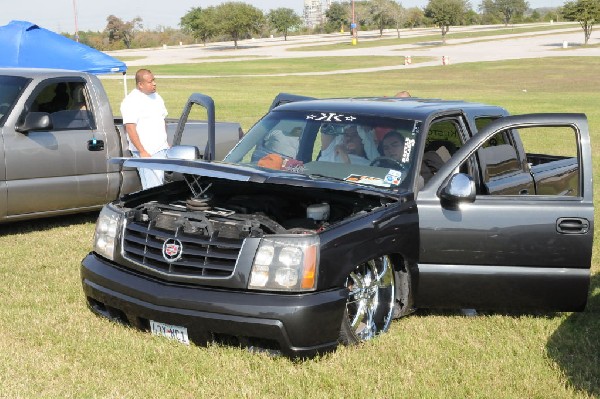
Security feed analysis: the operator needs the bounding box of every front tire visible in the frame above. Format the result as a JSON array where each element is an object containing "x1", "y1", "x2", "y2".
[{"x1": 339, "y1": 255, "x2": 397, "y2": 345}]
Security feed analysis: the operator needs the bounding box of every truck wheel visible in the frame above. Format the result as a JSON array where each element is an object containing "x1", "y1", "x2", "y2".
[{"x1": 339, "y1": 255, "x2": 396, "y2": 345}]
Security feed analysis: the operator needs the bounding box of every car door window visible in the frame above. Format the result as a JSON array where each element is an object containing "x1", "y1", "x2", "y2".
[
  {"x1": 468, "y1": 126, "x2": 580, "y2": 196},
  {"x1": 421, "y1": 118, "x2": 466, "y2": 185},
  {"x1": 31, "y1": 81, "x2": 94, "y2": 130}
]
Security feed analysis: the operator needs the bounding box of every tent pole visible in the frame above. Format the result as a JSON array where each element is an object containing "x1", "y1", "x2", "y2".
[{"x1": 122, "y1": 72, "x2": 127, "y2": 98}]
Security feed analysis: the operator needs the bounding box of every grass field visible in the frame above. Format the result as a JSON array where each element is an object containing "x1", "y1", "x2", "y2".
[
  {"x1": 1, "y1": 55, "x2": 599, "y2": 398},
  {"x1": 145, "y1": 56, "x2": 433, "y2": 76}
]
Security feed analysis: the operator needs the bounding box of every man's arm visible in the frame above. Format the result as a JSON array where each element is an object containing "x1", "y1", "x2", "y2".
[{"x1": 125, "y1": 123, "x2": 151, "y2": 157}]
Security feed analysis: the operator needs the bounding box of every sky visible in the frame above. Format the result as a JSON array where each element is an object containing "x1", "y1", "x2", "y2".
[{"x1": 1, "y1": 0, "x2": 567, "y2": 34}]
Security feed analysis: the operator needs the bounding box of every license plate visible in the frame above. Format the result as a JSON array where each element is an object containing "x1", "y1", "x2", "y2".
[{"x1": 150, "y1": 320, "x2": 190, "y2": 345}]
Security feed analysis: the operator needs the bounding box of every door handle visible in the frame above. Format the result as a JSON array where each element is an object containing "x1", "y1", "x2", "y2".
[
  {"x1": 556, "y1": 218, "x2": 590, "y2": 234},
  {"x1": 87, "y1": 139, "x2": 104, "y2": 151}
]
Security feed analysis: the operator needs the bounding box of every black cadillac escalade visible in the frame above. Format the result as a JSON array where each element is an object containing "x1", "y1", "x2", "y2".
[{"x1": 81, "y1": 95, "x2": 593, "y2": 357}]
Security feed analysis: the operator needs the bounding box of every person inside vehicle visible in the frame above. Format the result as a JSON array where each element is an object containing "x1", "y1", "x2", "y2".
[
  {"x1": 70, "y1": 85, "x2": 88, "y2": 111},
  {"x1": 379, "y1": 130, "x2": 406, "y2": 161},
  {"x1": 370, "y1": 130, "x2": 408, "y2": 169},
  {"x1": 377, "y1": 130, "x2": 449, "y2": 184},
  {"x1": 319, "y1": 124, "x2": 379, "y2": 165},
  {"x1": 38, "y1": 83, "x2": 70, "y2": 113}
]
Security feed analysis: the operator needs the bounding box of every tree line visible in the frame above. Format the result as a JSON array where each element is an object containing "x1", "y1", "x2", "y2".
[{"x1": 65, "y1": 0, "x2": 600, "y2": 50}]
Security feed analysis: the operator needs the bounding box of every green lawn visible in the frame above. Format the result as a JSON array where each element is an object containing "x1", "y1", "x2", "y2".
[
  {"x1": 140, "y1": 56, "x2": 432, "y2": 76},
  {"x1": 1, "y1": 55, "x2": 599, "y2": 398}
]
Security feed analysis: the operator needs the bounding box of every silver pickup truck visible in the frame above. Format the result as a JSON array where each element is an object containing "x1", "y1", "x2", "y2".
[{"x1": 0, "y1": 68, "x2": 241, "y2": 223}]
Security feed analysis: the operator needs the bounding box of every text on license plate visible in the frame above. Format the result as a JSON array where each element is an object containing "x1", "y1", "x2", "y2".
[{"x1": 150, "y1": 320, "x2": 190, "y2": 345}]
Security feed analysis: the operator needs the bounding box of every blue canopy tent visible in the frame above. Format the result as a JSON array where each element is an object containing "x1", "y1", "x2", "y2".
[{"x1": 0, "y1": 20, "x2": 128, "y2": 94}]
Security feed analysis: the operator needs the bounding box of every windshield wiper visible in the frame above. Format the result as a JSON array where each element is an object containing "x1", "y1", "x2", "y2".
[{"x1": 308, "y1": 174, "x2": 347, "y2": 182}]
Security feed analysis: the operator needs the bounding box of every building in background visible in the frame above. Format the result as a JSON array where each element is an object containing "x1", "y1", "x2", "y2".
[{"x1": 303, "y1": 0, "x2": 332, "y2": 28}]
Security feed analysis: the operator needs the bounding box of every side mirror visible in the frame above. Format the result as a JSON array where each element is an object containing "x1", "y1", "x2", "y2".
[
  {"x1": 15, "y1": 112, "x2": 52, "y2": 133},
  {"x1": 440, "y1": 173, "x2": 476, "y2": 208},
  {"x1": 166, "y1": 145, "x2": 201, "y2": 160}
]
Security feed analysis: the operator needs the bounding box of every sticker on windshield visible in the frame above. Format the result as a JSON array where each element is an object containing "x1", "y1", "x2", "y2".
[
  {"x1": 306, "y1": 112, "x2": 357, "y2": 122},
  {"x1": 384, "y1": 169, "x2": 402, "y2": 186},
  {"x1": 402, "y1": 138, "x2": 415, "y2": 163},
  {"x1": 345, "y1": 174, "x2": 391, "y2": 187},
  {"x1": 412, "y1": 120, "x2": 421, "y2": 135}
]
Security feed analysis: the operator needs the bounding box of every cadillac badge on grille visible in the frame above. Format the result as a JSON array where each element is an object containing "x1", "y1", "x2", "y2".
[{"x1": 162, "y1": 238, "x2": 183, "y2": 262}]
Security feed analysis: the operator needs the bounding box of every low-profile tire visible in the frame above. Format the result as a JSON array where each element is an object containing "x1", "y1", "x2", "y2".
[{"x1": 339, "y1": 255, "x2": 397, "y2": 345}]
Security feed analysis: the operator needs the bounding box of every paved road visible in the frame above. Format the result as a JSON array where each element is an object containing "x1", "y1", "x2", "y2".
[{"x1": 105, "y1": 23, "x2": 598, "y2": 78}]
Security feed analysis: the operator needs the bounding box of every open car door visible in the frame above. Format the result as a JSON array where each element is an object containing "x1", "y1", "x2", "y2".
[{"x1": 416, "y1": 114, "x2": 593, "y2": 311}]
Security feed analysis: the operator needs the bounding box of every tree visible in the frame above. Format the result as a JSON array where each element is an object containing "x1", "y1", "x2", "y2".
[
  {"x1": 405, "y1": 7, "x2": 426, "y2": 28},
  {"x1": 480, "y1": 0, "x2": 529, "y2": 26},
  {"x1": 268, "y1": 8, "x2": 302, "y2": 40},
  {"x1": 105, "y1": 15, "x2": 142, "y2": 49},
  {"x1": 389, "y1": 1, "x2": 407, "y2": 37},
  {"x1": 325, "y1": 2, "x2": 350, "y2": 33},
  {"x1": 424, "y1": 0, "x2": 471, "y2": 43},
  {"x1": 214, "y1": 2, "x2": 265, "y2": 49},
  {"x1": 370, "y1": 0, "x2": 400, "y2": 36},
  {"x1": 562, "y1": 0, "x2": 600, "y2": 44},
  {"x1": 180, "y1": 7, "x2": 219, "y2": 46}
]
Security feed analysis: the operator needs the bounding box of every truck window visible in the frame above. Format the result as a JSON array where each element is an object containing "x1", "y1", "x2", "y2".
[
  {"x1": 421, "y1": 118, "x2": 465, "y2": 184},
  {"x1": 474, "y1": 126, "x2": 580, "y2": 196},
  {"x1": 31, "y1": 81, "x2": 94, "y2": 130},
  {"x1": 0, "y1": 75, "x2": 30, "y2": 126},
  {"x1": 517, "y1": 125, "x2": 580, "y2": 196}
]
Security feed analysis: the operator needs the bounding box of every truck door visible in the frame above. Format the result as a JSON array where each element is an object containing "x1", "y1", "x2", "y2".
[
  {"x1": 416, "y1": 114, "x2": 593, "y2": 312},
  {"x1": 4, "y1": 78, "x2": 110, "y2": 217}
]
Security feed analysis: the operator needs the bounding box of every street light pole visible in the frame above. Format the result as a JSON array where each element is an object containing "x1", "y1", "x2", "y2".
[
  {"x1": 351, "y1": 0, "x2": 357, "y2": 45},
  {"x1": 72, "y1": 0, "x2": 79, "y2": 42}
]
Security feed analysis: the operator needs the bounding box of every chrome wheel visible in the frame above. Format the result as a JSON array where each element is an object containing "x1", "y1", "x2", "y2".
[{"x1": 340, "y1": 255, "x2": 396, "y2": 344}]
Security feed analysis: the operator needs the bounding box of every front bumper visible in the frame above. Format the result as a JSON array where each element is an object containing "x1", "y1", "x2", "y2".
[{"x1": 81, "y1": 253, "x2": 347, "y2": 357}]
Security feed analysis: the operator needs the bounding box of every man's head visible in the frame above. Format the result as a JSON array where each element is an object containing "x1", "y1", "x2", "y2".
[
  {"x1": 380, "y1": 131, "x2": 405, "y2": 161},
  {"x1": 342, "y1": 125, "x2": 366, "y2": 157},
  {"x1": 136, "y1": 69, "x2": 156, "y2": 95},
  {"x1": 395, "y1": 91, "x2": 411, "y2": 98}
]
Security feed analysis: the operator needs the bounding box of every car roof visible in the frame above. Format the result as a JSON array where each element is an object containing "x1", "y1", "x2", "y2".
[{"x1": 273, "y1": 97, "x2": 508, "y2": 121}]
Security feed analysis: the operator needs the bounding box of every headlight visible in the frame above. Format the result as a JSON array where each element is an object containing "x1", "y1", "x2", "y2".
[
  {"x1": 93, "y1": 205, "x2": 122, "y2": 261},
  {"x1": 248, "y1": 235, "x2": 319, "y2": 292}
]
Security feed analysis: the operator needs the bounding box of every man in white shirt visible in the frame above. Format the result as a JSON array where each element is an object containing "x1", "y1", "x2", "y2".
[{"x1": 120, "y1": 68, "x2": 169, "y2": 189}]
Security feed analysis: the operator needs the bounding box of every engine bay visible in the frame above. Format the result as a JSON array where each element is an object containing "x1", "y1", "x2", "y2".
[{"x1": 121, "y1": 174, "x2": 391, "y2": 240}]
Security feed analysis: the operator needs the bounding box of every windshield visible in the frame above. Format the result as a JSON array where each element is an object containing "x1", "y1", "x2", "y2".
[
  {"x1": 0, "y1": 75, "x2": 30, "y2": 126},
  {"x1": 224, "y1": 110, "x2": 422, "y2": 190}
]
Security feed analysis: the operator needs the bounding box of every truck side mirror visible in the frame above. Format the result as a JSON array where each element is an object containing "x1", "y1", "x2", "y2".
[
  {"x1": 440, "y1": 173, "x2": 476, "y2": 207},
  {"x1": 166, "y1": 145, "x2": 201, "y2": 160},
  {"x1": 15, "y1": 112, "x2": 52, "y2": 133}
]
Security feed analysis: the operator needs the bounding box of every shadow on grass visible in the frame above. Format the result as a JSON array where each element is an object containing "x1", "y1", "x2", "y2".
[
  {"x1": 0, "y1": 211, "x2": 99, "y2": 236},
  {"x1": 206, "y1": 45, "x2": 261, "y2": 52},
  {"x1": 547, "y1": 273, "x2": 600, "y2": 397},
  {"x1": 414, "y1": 41, "x2": 443, "y2": 47}
]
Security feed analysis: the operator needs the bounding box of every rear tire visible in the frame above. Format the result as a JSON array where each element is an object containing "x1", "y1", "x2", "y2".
[{"x1": 339, "y1": 255, "x2": 397, "y2": 345}]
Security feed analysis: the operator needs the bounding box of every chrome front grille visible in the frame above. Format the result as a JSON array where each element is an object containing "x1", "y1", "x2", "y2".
[{"x1": 122, "y1": 220, "x2": 242, "y2": 278}]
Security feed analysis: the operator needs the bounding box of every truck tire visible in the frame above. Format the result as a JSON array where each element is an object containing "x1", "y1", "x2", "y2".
[{"x1": 339, "y1": 255, "x2": 398, "y2": 345}]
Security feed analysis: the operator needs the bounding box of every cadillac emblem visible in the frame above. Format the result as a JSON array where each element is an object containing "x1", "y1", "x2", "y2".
[{"x1": 162, "y1": 238, "x2": 183, "y2": 262}]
